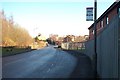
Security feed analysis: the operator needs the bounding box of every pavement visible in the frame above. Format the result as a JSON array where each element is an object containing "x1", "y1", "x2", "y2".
[
  {"x1": 63, "y1": 50, "x2": 95, "y2": 78},
  {"x1": 2, "y1": 46, "x2": 95, "y2": 79}
]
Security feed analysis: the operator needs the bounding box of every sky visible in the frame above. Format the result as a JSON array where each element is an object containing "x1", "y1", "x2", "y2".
[{"x1": 0, "y1": 0, "x2": 115, "y2": 38}]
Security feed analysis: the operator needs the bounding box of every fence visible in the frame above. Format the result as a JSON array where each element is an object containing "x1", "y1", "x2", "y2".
[
  {"x1": 61, "y1": 42, "x2": 85, "y2": 50},
  {"x1": 85, "y1": 15, "x2": 120, "y2": 78}
]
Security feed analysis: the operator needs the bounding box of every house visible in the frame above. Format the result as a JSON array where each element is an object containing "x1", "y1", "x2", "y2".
[
  {"x1": 88, "y1": 1, "x2": 120, "y2": 40},
  {"x1": 63, "y1": 35, "x2": 75, "y2": 42},
  {"x1": 74, "y1": 35, "x2": 88, "y2": 42}
]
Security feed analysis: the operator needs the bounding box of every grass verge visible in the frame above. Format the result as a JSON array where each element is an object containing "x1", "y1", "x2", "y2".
[{"x1": 1, "y1": 47, "x2": 34, "y2": 57}]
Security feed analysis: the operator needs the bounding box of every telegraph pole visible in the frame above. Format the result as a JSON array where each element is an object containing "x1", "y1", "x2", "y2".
[{"x1": 94, "y1": 0, "x2": 97, "y2": 78}]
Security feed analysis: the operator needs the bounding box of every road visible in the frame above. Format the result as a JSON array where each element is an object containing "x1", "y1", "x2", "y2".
[{"x1": 2, "y1": 46, "x2": 77, "y2": 78}]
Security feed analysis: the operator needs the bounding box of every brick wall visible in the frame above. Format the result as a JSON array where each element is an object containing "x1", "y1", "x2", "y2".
[{"x1": 89, "y1": 3, "x2": 119, "y2": 40}]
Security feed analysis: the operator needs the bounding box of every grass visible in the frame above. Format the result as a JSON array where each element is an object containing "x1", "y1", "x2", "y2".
[{"x1": 2, "y1": 47, "x2": 32, "y2": 57}]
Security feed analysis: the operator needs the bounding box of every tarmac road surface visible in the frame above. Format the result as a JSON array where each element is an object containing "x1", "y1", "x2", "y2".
[{"x1": 2, "y1": 46, "x2": 77, "y2": 78}]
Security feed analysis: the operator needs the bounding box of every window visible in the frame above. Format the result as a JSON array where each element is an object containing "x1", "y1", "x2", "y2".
[
  {"x1": 106, "y1": 16, "x2": 109, "y2": 24},
  {"x1": 117, "y1": 7, "x2": 120, "y2": 18},
  {"x1": 92, "y1": 29, "x2": 94, "y2": 34},
  {"x1": 118, "y1": 8, "x2": 120, "y2": 18},
  {"x1": 100, "y1": 20, "x2": 104, "y2": 28}
]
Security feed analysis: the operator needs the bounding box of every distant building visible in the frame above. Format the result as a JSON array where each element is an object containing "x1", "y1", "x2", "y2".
[
  {"x1": 88, "y1": 1, "x2": 120, "y2": 40},
  {"x1": 63, "y1": 36, "x2": 72, "y2": 42},
  {"x1": 49, "y1": 34, "x2": 59, "y2": 41},
  {"x1": 74, "y1": 36, "x2": 86, "y2": 42},
  {"x1": 63, "y1": 35, "x2": 75, "y2": 42}
]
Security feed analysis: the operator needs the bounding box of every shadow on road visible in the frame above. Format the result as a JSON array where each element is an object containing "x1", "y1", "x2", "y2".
[{"x1": 63, "y1": 50, "x2": 95, "y2": 79}]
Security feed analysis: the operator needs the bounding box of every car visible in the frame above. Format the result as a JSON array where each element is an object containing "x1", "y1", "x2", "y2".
[{"x1": 53, "y1": 45, "x2": 58, "y2": 48}]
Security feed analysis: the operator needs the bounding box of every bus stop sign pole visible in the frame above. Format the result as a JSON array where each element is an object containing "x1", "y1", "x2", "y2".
[{"x1": 94, "y1": 0, "x2": 97, "y2": 78}]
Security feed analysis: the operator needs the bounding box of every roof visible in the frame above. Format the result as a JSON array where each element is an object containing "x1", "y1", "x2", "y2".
[{"x1": 88, "y1": 1, "x2": 120, "y2": 29}]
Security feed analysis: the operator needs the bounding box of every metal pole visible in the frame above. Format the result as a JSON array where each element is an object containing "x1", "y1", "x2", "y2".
[{"x1": 94, "y1": 0, "x2": 97, "y2": 78}]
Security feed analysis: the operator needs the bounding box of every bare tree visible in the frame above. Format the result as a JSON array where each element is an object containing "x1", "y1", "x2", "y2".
[{"x1": 1, "y1": 10, "x2": 33, "y2": 47}]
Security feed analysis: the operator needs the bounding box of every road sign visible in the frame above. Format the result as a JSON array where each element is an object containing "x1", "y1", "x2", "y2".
[{"x1": 86, "y1": 7, "x2": 93, "y2": 21}]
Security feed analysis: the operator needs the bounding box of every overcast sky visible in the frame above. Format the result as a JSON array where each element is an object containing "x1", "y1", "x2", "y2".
[{"x1": 0, "y1": 0, "x2": 115, "y2": 38}]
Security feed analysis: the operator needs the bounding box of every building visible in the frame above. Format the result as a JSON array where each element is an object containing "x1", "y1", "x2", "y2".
[
  {"x1": 74, "y1": 35, "x2": 88, "y2": 42},
  {"x1": 49, "y1": 34, "x2": 59, "y2": 41},
  {"x1": 63, "y1": 35, "x2": 75, "y2": 42},
  {"x1": 86, "y1": 1, "x2": 120, "y2": 78},
  {"x1": 88, "y1": 1, "x2": 120, "y2": 40}
]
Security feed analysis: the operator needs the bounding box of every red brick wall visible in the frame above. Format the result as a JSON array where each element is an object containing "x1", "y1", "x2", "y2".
[
  {"x1": 108, "y1": 7, "x2": 117, "y2": 21},
  {"x1": 89, "y1": 5, "x2": 118, "y2": 40},
  {"x1": 89, "y1": 27, "x2": 94, "y2": 40}
]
